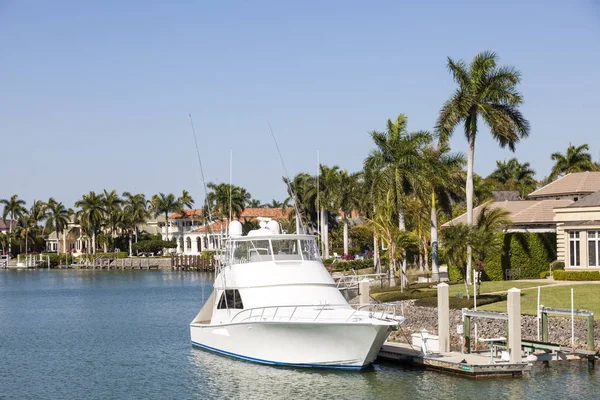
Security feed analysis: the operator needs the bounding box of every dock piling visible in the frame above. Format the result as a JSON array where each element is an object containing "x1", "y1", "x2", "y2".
[
  {"x1": 507, "y1": 288, "x2": 522, "y2": 363},
  {"x1": 437, "y1": 283, "x2": 450, "y2": 353}
]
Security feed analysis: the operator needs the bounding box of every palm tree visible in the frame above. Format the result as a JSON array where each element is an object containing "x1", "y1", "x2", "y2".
[
  {"x1": 421, "y1": 142, "x2": 466, "y2": 280},
  {"x1": 16, "y1": 212, "x2": 35, "y2": 254},
  {"x1": 103, "y1": 190, "x2": 122, "y2": 247},
  {"x1": 179, "y1": 190, "x2": 195, "y2": 210},
  {"x1": 365, "y1": 114, "x2": 432, "y2": 286},
  {"x1": 265, "y1": 199, "x2": 283, "y2": 208},
  {"x1": 318, "y1": 164, "x2": 341, "y2": 259},
  {"x1": 0, "y1": 232, "x2": 8, "y2": 254},
  {"x1": 122, "y1": 192, "x2": 149, "y2": 243},
  {"x1": 248, "y1": 199, "x2": 262, "y2": 208},
  {"x1": 0, "y1": 194, "x2": 27, "y2": 255},
  {"x1": 488, "y1": 158, "x2": 537, "y2": 197},
  {"x1": 549, "y1": 143, "x2": 599, "y2": 180},
  {"x1": 150, "y1": 193, "x2": 183, "y2": 241},
  {"x1": 46, "y1": 198, "x2": 72, "y2": 253},
  {"x1": 206, "y1": 183, "x2": 250, "y2": 221},
  {"x1": 282, "y1": 173, "x2": 318, "y2": 233},
  {"x1": 436, "y1": 51, "x2": 530, "y2": 283},
  {"x1": 75, "y1": 191, "x2": 106, "y2": 254},
  {"x1": 338, "y1": 170, "x2": 362, "y2": 255}
]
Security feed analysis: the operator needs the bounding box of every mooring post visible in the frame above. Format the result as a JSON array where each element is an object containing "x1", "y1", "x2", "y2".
[
  {"x1": 437, "y1": 283, "x2": 450, "y2": 353},
  {"x1": 463, "y1": 310, "x2": 471, "y2": 354},
  {"x1": 541, "y1": 308, "x2": 549, "y2": 343},
  {"x1": 508, "y1": 288, "x2": 522, "y2": 363},
  {"x1": 587, "y1": 313, "x2": 595, "y2": 352},
  {"x1": 359, "y1": 279, "x2": 370, "y2": 307}
]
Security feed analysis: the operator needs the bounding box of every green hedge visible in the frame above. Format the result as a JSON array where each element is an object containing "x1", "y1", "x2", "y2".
[
  {"x1": 415, "y1": 294, "x2": 506, "y2": 309},
  {"x1": 331, "y1": 259, "x2": 373, "y2": 271},
  {"x1": 372, "y1": 289, "x2": 436, "y2": 303},
  {"x1": 550, "y1": 260, "x2": 565, "y2": 271},
  {"x1": 540, "y1": 271, "x2": 550, "y2": 279},
  {"x1": 553, "y1": 270, "x2": 600, "y2": 281},
  {"x1": 482, "y1": 232, "x2": 556, "y2": 281},
  {"x1": 93, "y1": 252, "x2": 129, "y2": 259}
]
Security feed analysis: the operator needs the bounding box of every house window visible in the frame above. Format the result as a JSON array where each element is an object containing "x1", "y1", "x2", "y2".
[
  {"x1": 217, "y1": 289, "x2": 244, "y2": 309},
  {"x1": 569, "y1": 231, "x2": 580, "y2": 267},
  {"x1": 589, "y1": 231, "x2": 600, "y2": 267}
]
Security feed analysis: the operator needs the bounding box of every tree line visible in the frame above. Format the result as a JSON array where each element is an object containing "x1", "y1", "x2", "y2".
[{"x1": 2, "y1": 52, "x2": 599, "y2": 285}]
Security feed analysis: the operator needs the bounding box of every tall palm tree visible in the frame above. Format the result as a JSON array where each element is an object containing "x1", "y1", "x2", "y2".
[
  {"x1": 46, "y1": 198, "x2": 72, "y2": 254},
  {"x1": 318, "y1": 164, "x2": 341, "y2": 259},
  {"x1": 421, "y1": 142, "x2": 466, "y2": 280},
  {"x1": 206, "y1": 183, "x2": 250, "y2": 221},
  {"x1": 0, "y1": 194, "x2": 27, "y2": 255},
  {"x1": 122, "y1": 192, "x2": 149, "y2": 243},
  {"x1": 150, "y1": 193, "x2": 183, "y2": 240},
  {"x1": 282, "y1": 173, "x2": 318, "y2": 233},
  {"x1": 549, "y1": 143, "x2": 599, "y2": 180},
  {"x1": 75, "y1": 191, "x2": 106, "y2": 254},
  {"x1": 365, "y1": 114, "x2": 432, "y2": 286},
  {"x1": 103, "y1": 190, "x2": 122, "y2": 245},
  {"x1": 16, "y1": 211, "x2": 35, "y2": 254},
  {"x1": 436, "y1": 51, "x2": 530, "y2": 283},
  {"x1": 338, "y1": 170, "x2": 362, "y2": 255}
]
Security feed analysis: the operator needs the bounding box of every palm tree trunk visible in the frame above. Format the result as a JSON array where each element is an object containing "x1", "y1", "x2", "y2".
[
  {"x1": 321, "y1": 208, "x2": 329, "y2": 259},
  {"x1": 129, "y1": 233, "x2": 133, "y2": 257},
  {"x1": 422, "y1": 237, "x2": 430, "y2": 274},
  {"x1": 373, "y1": 233, "x2": 380, "y2": 273},
  {"x1": 135, "y1": 226, "x2": 139, "y2": 243},
  {"x1": 466, "y1": 134, "x2": 475, "y2": 284},
  {"x1": 63, "y1": 228, "x2": 67, "y2": 254},
  {"x1": 92, "y1": 232, "x2": 96, "y2": 254},
  {"x1": 343, "y1": 214, "x2": 349, "y2": 255},
  {"x1": 431, "y1": 192, "x2": 439, "y2": 281},
  {"x1": 8, "y1": 213, "x2": 12, "y2": 255},
  {"x1": 398, "y1": 209, "x2": 407, "y2": 289},
  {"x1": 295, "y1": 214, "x2": 301, "y2": 234},
  {"x1": 389, "y1": 243, "x2": 396, "y2": 288}
]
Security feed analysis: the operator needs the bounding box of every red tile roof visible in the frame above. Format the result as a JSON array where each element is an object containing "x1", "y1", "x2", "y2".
[{"x1": 168, "y1": 209, "x2": 204, "y2": 219}]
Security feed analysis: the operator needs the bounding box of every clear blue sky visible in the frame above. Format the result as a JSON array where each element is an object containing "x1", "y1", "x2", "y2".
[{"x1": 1, "y1": 1, "x2": 599, "y2": 208}]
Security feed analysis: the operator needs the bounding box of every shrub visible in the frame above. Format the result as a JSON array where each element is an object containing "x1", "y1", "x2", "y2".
[
  {"x1": 540, "y1": 271, "x2": 550, "y2": 279},
  {"x1": 331, "y1": 259, "x2": 373, "y2": 271},
  {"x1": 132, "y1": 240, "x2": 177, "y2": 255},
  {"x1": 483, "y1": 232, "x2": 556, "y2": 281},
  {"x1": 323, "y1": 258, "x2": 334, "y2": 265},
  {"x1": 550, "y1": 260, "x2": 565, "y2": 271},
  {"x1": 94, "y1": 252, "x2": 129, "y2": 259},
  {"x1": 447, "y1": 264, "x2": 463, "y2": 282},
  {"x1": 372, "y1": 288, "x2": 436, "y2": 303},
  {"x1": 415, "y1": 294, "x2": 506, "y2": 309},
  {"x1": 553, "y1": 270, "x2": 600, "y2": 281}
]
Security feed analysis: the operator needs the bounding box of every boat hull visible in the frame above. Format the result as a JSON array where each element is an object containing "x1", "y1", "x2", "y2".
[{"x1": 190, "y1": 321, "x2": 395, "y2": 370}]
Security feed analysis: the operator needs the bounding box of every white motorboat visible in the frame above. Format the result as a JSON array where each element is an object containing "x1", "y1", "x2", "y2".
[{"x1": 190, "y1": 218, "x2": 403, "y2": 370}]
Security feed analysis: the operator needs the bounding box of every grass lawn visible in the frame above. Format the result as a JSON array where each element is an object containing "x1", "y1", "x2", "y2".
[
  {"x1": 480, "y1": 284, "x2": 600, "y2": 316},
  {"x1": 372, "y1": 280, "x2": 554, "y2": 303}
]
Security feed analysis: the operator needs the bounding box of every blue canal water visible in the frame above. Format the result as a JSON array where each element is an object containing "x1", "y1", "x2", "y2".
[{"x1": 0, "y1": 270, "x2": 598, "y2": 399}]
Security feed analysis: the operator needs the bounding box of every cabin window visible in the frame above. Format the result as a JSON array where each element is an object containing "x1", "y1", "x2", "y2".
[
  {"x1": 569, "y1": 231, "x2": 580, "y2": 267},
  {"x1": 217, "y1": 289, "x2": 244, "y2": 309},
  {"x1": 589, "y1": 231, "x2": 599, "y2": 267},
  {"x1": 272, "y1": 239, "x2": 302, "y2": 260},
  {"x1": 300, "y1": 239, "x2": 320, "y2": 260},
  {"x1": 232, "y1": 240, "x2": 273, "y2": 263}
]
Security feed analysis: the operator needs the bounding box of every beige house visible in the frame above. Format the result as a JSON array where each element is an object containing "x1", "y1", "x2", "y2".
[
  {"x1": 444, "y1": 171, "x2": 600, "y2": 271},
  {"x1": 554, "y1": 190, "x2": 600, "y2": 270}
]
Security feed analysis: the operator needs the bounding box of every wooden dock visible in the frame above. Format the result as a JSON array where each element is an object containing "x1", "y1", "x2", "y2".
[{"x1": 378, "y1": 342, "x2": 531, "y2": 378}]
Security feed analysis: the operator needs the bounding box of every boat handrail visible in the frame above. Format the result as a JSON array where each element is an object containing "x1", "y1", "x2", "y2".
[{"x1": 228, "y1": 303, "x2": 401, "y2": 324}]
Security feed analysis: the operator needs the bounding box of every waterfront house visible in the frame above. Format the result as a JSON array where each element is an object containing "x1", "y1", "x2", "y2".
[{"x1": 163, "y1": 207, "x2": 292, "y2": 255}]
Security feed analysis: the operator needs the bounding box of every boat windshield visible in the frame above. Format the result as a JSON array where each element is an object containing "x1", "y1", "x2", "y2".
[{"x1": 227, "y1": 237, "x2": 320, "y2": 264}]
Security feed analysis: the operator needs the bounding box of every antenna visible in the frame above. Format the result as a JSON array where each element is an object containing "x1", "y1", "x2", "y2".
[
  {"x1": 188, "y1": 114, "x2": 220, "y2": 270},
  {"x1": 268, "y1": 122, "x2": 306, "y2": 234},
  {"x1": 229, "y1": 149, "x2": 232, "y2": 235}
]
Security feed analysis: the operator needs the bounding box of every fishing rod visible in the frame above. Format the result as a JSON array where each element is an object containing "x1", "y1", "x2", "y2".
[
  {"x1": 268, "y1": 122, "x2": 306, "y2": 234},
  {"x1": 188, "y1": 114, "x2": 222, "y2": 271}
]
